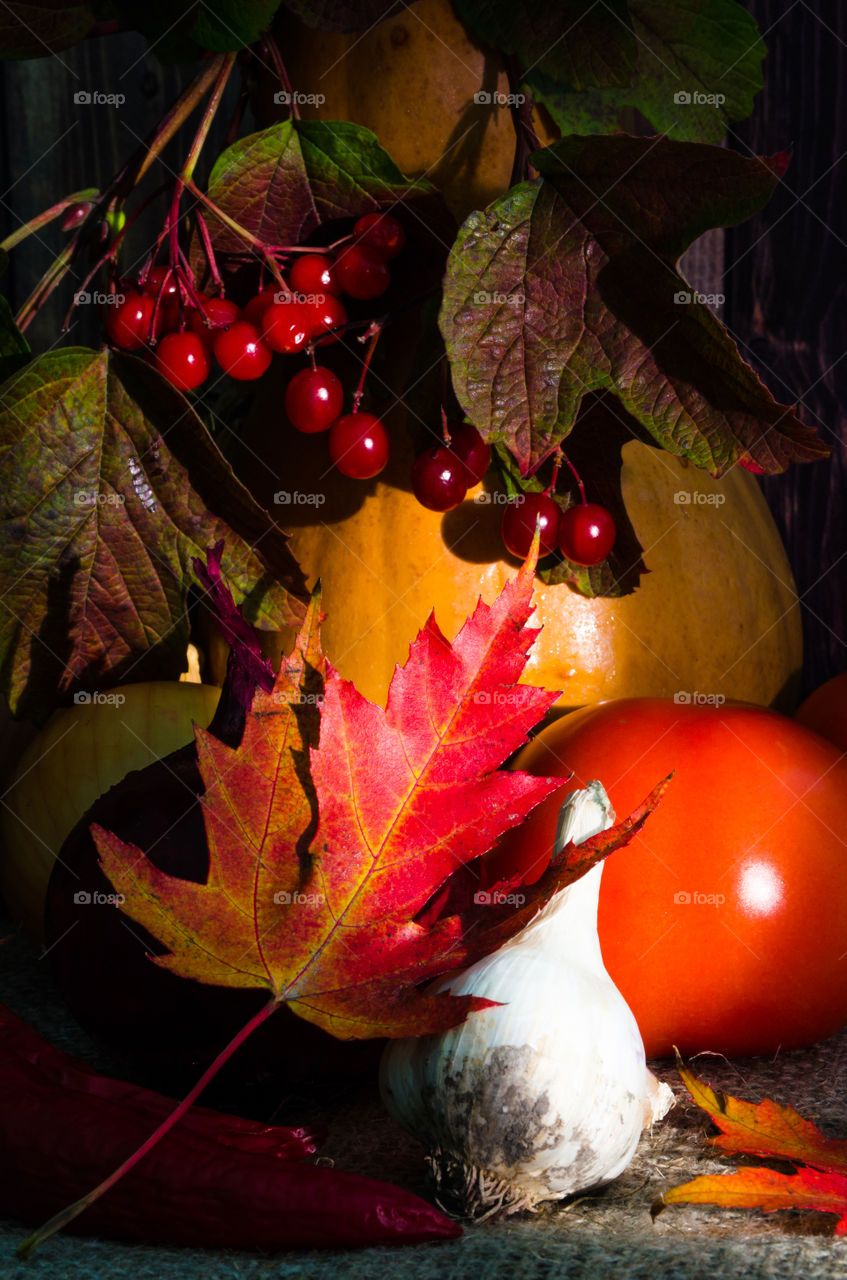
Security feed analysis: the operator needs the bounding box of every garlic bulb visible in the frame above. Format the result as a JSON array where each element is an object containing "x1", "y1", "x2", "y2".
[{"x1": 380, "y1": 781, "x2": 673, "y2": 1218}]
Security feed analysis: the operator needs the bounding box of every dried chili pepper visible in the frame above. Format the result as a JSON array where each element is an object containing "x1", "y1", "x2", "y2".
[
  {"x1": 1, "y1": 1003, "x2": 324, "y2": 1159},
  {"x1": 1, "y1": 1005, "x2": 461, "y2": 1250}
]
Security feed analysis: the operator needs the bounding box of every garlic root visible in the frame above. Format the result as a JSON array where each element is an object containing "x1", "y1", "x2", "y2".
[{"x1": 643, "y1": 1069, "x2": 675, "y2": 1127}]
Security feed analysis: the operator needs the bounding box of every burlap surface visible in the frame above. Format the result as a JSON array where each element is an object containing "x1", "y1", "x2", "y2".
[{"x1": 3, "y1": 919, "x2": 847, "y2": 1279}]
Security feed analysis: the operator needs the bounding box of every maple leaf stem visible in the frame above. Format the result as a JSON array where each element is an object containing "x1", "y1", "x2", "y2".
[{"x1": 16, "y1": 995, "x2": 280, "y2": 1259}]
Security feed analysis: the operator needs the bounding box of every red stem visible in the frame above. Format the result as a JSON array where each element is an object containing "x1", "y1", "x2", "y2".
[
  {"x1": 326, "y1": 231, "x2": 355, "y2": 253},
  {"x1": 440, "y1": 405, "x2": 451, "y2": 445},
  {"x1": 160, "y1": 51, "x2": 235, "y2": 309},
  {"x1": 17, "y1": 996, "x2": 280, "y2": 1258},
  {"x1": 351, "y1": 322, "x2": 383, "y2": 412},
  {"x1": 117, "y1": 57, "x2": 229, "y2": 199},
  {"x1": 504, "y1": 54, "x2": 542, "y2": 188},
  {"x1": 177, "y1": 247, "x2": 212, "y2": 311},
  {"x1": 111, "y1": 181, "x2": 171, "y2": 259},
  {"x1": 544, "y1": 447, "x2": 562, "y2": 497},
  {"x1": 185, "y1": 180, "x2": 284, "y2": 292},
  {"x1": 264, "y1": 35, "x2": 300, "y2": 121},
  {"x1": 560, "y1": 450, "x2": 587, "y2": 504},
  {"x1": 15, "y1": 59, "x2": 227, "y2": 331},
  {"x1": 169, "y1": 188, "x2": 181, "y2": 270},
  {"x1": 61, "y1": 256, "x2": 113, "y2": 331},
  {"x1": 194, "y1": 210, "x2": 224, "y2": 293},
  {"x1": 0, "y1": 188, "x2": 97, "y2": 253},
  {"x1": 225, "y1": 83, "x2": 249, "y2": 149}
]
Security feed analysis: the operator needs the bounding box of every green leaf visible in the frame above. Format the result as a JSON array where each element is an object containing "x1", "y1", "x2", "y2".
[
  {"x1": 0, "y1": 304, "x2": 29, "y2": 384},
  {"x1": 203, "y1": 119, "x2": 431, "y2": 259},
  {"x1": 0, "y1": 349, "x2": 306, "y2": 721},
  {"x1": 0, "y1": 0, "x2": 95, "y2": 59},
  {"x1": 440, "y1": 136, "x2": 826, "y2": 477},
  {"x1": 109, "y1": 0, "x2": 281, "y2": 59},
  {"x1": 106, "y1": 2, "x2": 199, "y2": 61},
  {"x1": 0, "y1": 262, "x2": 29, "y2": 383},
  {"x1": 281, "y1": 0, "x2": 404, "y2": 31},
  {"x1": 454, "y1": 0, "x2": 635, "y2": 92},
  {"x1": 529, "y1": 0, "x2": 765, "y2": 143},
  {"x1": 525, "y1": 72, "x2": 621, "y2": 136},
  {"x1": 190, "y1": 0, "x2": 281, "y2": 50}
]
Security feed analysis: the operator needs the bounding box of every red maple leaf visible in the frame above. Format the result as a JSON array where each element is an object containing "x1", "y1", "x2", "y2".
[{"x1": 93, "y1": 554, "x2": 582, "y2": 1039}]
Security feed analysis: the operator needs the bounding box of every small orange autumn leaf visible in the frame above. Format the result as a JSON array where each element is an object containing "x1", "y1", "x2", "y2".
[{"x1": 652, "y1": 1051, "x2": 847, "y2": 1234}]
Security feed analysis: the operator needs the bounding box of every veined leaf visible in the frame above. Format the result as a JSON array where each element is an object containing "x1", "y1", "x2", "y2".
[
  {"x1": 0, "y1": 349, "x2": 304, "y2": 719},
  {"x1": 203, "y1": 118, "x2": 431, "y2": 259},
  {"x1": 440, "y1": 136, "x2": 826, "y2": 476},
  {"x1": 654, "y1": 1054, "x2": 847, "y2": 1235}
]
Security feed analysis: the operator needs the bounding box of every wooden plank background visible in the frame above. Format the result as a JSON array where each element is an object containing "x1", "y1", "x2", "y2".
[
  {"x1": 725, "y1": 0, "x2": 847, "y2": 694},
  {"x1": 0, "y1": 33, "x2": 243, "y2": 352}
]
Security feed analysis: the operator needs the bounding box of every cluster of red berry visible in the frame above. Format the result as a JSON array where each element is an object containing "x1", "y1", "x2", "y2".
[
  {"x1": 104, "y1": 212, "x2": 406, "y2": 480},
  {"x1": 410, "y1": 425, "x2": 615, "y2": 567},
  {"x1": 278, "y1": 212, "x2": 405, "y2": 479},
  {"x1": 410, "y1": 424, "x2": 491, "y2": 510},
  {"x1": 501, "y1": 491, "x2": 616, "y2": 566},
  {"x1": 103, "y1": 207, "x2": 615, "y2": 563}
]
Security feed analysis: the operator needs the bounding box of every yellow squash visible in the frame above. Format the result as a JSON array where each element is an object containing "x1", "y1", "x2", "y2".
[
  {"x1": 243, "y1": 427, "x2": 801, "y2": 712},
  {"x1": 270, "y1": 0, "x2": 558, "y2": 221},
  {"x1": 0, "y1": 681, "x2": 221, "y2": 941}
]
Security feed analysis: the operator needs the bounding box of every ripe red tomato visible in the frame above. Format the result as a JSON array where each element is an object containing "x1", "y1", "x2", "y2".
[
  {"x1": 795, "y1": 672, "x2": 847, "y2": 753},
  {"x1": 488, "y1": 698, "x2": 847, "y2": 1058}
]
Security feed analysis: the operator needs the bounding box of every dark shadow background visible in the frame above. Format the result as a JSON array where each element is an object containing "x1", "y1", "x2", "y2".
[{"x1": 724, "y1": 0, "x2": 847, "y2": 695}]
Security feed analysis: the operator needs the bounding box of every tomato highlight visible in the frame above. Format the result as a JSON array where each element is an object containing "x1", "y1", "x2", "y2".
[{"x1": 490, "y1": 697, "x2": 847, "y2": 1057}]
